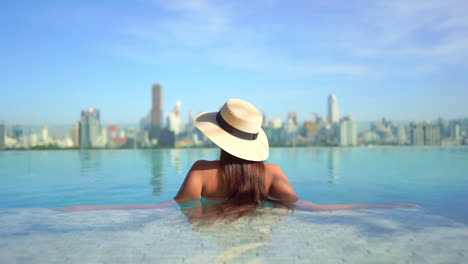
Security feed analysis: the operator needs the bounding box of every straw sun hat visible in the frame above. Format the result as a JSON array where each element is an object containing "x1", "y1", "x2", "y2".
[{"x1": 194, "y1": 98, "x2": 269, "y2": 161}]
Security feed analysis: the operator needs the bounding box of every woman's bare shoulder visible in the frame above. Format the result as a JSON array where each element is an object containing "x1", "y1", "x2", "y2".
[
  {"x1": 265, "y1": 163, "x2": 286, "y2": 177},
  {"x1": 190, "y1": 160, "x2": 220, "y2": 171},
  {"x1": 264, "y1": 163, "x2": 297, "y2": 202},
  {"x1": 264, "y1": 164, "x2": 289, "y2": 187}
]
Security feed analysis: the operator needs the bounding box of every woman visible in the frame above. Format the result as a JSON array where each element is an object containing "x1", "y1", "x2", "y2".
[
  {"x1": 58, "y1": 98, "x2": 416, "y2": 217},
  {"x1": 174, "y1": 98, "x2": 415, "y2": 221}
]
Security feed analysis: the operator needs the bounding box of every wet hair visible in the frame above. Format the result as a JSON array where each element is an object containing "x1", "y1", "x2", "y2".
[{"x1": 201, "y1": 149, "x2": 294, "y2": 223}]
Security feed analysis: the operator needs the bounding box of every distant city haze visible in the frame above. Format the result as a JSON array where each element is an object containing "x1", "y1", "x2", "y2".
[
  {"x1": 1, "y1": 0, "x2": 468, "y2": 125},
  {"x1": 0, "y1": 87, "x2": 465, "y2": 149}
]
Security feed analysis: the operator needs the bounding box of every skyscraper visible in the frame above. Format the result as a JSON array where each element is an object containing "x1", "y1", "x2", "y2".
[
  {"x1": 410, "y1": 122, "x2": 441, "y2": 145},
  {"x1": 396, "y1": 125, "x2": 407, "y2": 145},
  {"x1": 423, "y1": 123, "x2": 441, "y2": 145},
  {"x1": 285, "y1": 111, "x2": 299, "y2": 145},
  {"x1": 41, "y1": 125, "x2": 50, "y2": 143},
  {"x1": 410, "y1": 122, "x2": 425, "y2": 145},
  {"x1": 79, "y1": 108, "x2": 101, "y2": 148},
  {"x1": 12, "y1": 124, "x2": 23, "y2": 139},
  {"x1": 70, "y1": 121, "x2": 79, "y2": 147},
  {"x1": 150, "y1": 83, "x2": 163, "y2": 140},
  {"x1": 167, "y1": 101, "x2": 183, "y2": 136},
  {"x1": 338, "y1": 116, "x2": 357, "y2": 146},
  {"x1": 328, "y1": 94, "x2": 340, "y2": 124},
  {"x1": 0, "y1": 121, "x2": 5, "y2": 148},
  {"x1": 452, "y1": 124, "x2": 461, "y2": 140}
]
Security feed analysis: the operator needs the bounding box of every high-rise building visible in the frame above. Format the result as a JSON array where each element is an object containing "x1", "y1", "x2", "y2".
[
  {"x1": 452, "y1": 124, "x2": 461, "y2": 140},
  {"x1": 30, "y1": 133, "x2": 38, "y2": 146},
  {"x1": 304, "y1": 121, "x2": 319, "y2": 141},
  {"x1": 261, "y1": 112, "x2": 268, "y2": 127},
  {"x1": 41, "y1": 125, "x2": 50, "y2": 143},
  {"x1": 108, "y1": 125, "x2": 119, "y2": 139},
  {"x1": 410, "y1": 122, "x2": 440, "y2": 145},
  {"x1": 396, "y1": 125, "x2": 407, "y2": 145},
  {"x1": 316, "y1": 122, "x2": 330, "y2": 144},
  {"x1": 285, "y1": 111, "x2": 299, "y2": 133},
  {"x1": 338, "y1": 116, "x2": 357, "y2": 146},
  {"x1": 79, "y1": 108, "x2": 101, "y2": 148},
  {"x1": 285, "y1": 111, "x2": 299, "y2": 145},
  {"x1": 410, "y1": 122, "x2": 424, "y2": 145},
  {"x1": 309, "y1": 113, "x2": 320, "y2": 124},
  {"x1": 70, "y1": 122, "x2": 79, "y2": 147},
  {"x1": 0, "y1": 121, "x2": 5, "y2": 148},
  {"x1": 265, "y1": 119, "x2": 284, "y2": 145},
  {"x1": 150, "y1": 83, "x2": 163, "y2": 140},
  {"x1": 424, "y1": 123, "x2": 441, "y2": 145},
  {"x1": 167, "y1": 101, "x2": 183, "y2": 136},
  {"x1": 95, "y1": 127, "x2": 108, "y2": 147},
  {"x1": 188, "y1": 110, "x2": 195, "y2": 125},
  {"x1": 328, "y1": 94, "x2": 340, "y2": 124},
  {"x1": 12, "y1": 124, "x2": 23, "y2": 139},
  {"x1": 437, "y1": 118, "x2": 449, "y2": 138}
]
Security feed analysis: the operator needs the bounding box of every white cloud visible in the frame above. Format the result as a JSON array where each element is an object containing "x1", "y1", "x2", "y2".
[
  {"x1": 332, "y1": 0, "x2": 468, "y2": 70},
  {"x1": 108, "y1": 0, "x2": 372, "y2": 76},
  {"x1": 109, "y1": 0, "x2": 468, "y2": 75}
]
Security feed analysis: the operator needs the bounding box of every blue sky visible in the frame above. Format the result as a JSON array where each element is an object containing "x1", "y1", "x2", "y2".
[{"x1": 1, "y1": 0, "x2": 468, "y2": 125}]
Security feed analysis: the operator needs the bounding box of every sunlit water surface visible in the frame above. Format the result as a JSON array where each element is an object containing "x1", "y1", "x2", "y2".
[{"x1": 0, "y1": 147, "x2": 467, "y2": 263}]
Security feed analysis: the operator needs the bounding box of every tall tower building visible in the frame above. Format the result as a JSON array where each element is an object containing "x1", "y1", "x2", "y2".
[
  {"x1": 423, "y1": 123, "x2": 441, "y2": 145},
  {"x1": 41, "y1": 125, "x2": 50, "y2": 142},
  {"x1": 167, "y1": 101, "x2": 183, "y2": 136},
  {"x1": 328, "y1": 94, "x2": 340, "y2": 124},
  {"x1": 396, "y1": 125, "x2": 407, "y2": 145},
  {"x1": 79, "y1": 108, "x2": 101, "y2": 148},
  {"x1": 150, "y1": 83, "x2": 163, "y2": 140},
  {"x1": 70, "y1": 121, "x2": 80, "y2": 147},
  {"x1": 0, "y1": 121, "x2": 5, "y2": 148},
  {"x1": 452, "y1": 124, "x2": 461, "y2": 140},
  {"x1": 338, "y1": 116, "x2": 357, "y2": 146},
  {"x1": 410, "y1": 122, "x2": 441, "y2": 145},
  {"x1": 12, "y1": 124, "x2": 23, "y2": 139},
  {"x1": 410, "y1": 122, "x2": 424, "y2": 145}
]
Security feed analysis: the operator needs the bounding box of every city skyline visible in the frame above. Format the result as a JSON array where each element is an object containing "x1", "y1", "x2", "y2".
[
  {"x1": 1, "y1": 92, "x2": 466, "y2": 128},
  {"x1": 1, "y1": 88, "x2": 466, "y2": 149},
  {"x1": 1, "y1": 90, "x2": 467, "y2": 127},
  {"x1": 2, "y1": 0, "x2": 468, "y2": 124}
]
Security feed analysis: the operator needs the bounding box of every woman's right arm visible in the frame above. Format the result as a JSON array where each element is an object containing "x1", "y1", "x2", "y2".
[
  {"x1": 294, "y1": 200, "x2": 418, "y2": 211},
  {"x1": 268, "y1": 164, "x2": 418, "y2": 211},
  {"x1": 268, "y1": 164, "x2": 299, "y2": 203}
]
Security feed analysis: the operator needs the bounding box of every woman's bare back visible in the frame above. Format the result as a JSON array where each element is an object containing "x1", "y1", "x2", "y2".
[{"x1": 174, "y1": 160, "x2": 298, "y2": 204}]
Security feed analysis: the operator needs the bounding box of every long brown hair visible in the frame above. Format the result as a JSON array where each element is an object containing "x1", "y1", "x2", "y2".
[{"x1": 199, "y1": 149, "x2": 293, "y2": 223}]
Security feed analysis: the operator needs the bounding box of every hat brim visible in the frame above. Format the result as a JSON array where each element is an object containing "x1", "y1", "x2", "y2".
[{"x1": 194, "y1": 112, "x2": 269, "y2": 161}]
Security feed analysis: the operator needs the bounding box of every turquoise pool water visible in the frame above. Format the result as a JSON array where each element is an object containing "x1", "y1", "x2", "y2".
[
  {"x1": 1, "y1": 147, "x2": 468, "y2": 263},
  {"x1": 1, "y1": 147, "x2": 467, "y2": 223}
]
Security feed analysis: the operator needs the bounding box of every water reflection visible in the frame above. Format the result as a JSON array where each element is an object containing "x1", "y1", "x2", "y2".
[
  {"x1": 288, "y1": 148, "x2": 298, "y2": 168},
  {"x1": 140, "y1": 150, "x2": 165, "y2": 196},
  {"x1": 328, "y1": 149, "x2": 340, "y2": 184},
  {"x1": 150, "y1": 150, "x2": 165, "y2": 196},
  {"x1": 78, "y1": 150, "x2": 101, "y2": 171},
  {"x1": 201, "y1": 148, "x2": 216, "y2": 160},
  {"x1": 169, "y1": 149, "x2": 183, "y2": 175}
]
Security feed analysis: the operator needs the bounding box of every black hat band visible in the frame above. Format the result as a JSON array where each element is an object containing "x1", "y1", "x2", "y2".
[{"x1": 216, "y1": 112, "x2": 259, "y2": 141}]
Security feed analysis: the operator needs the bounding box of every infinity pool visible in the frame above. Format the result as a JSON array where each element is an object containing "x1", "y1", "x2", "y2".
[{"x1": 1, "y1": 147, "x2": 467, "y2": 263}]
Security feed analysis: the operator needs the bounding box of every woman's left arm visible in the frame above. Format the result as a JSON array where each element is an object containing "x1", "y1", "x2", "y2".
[{"x1": 56, "y1": 200, "x2": 177, "y2": 212}]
